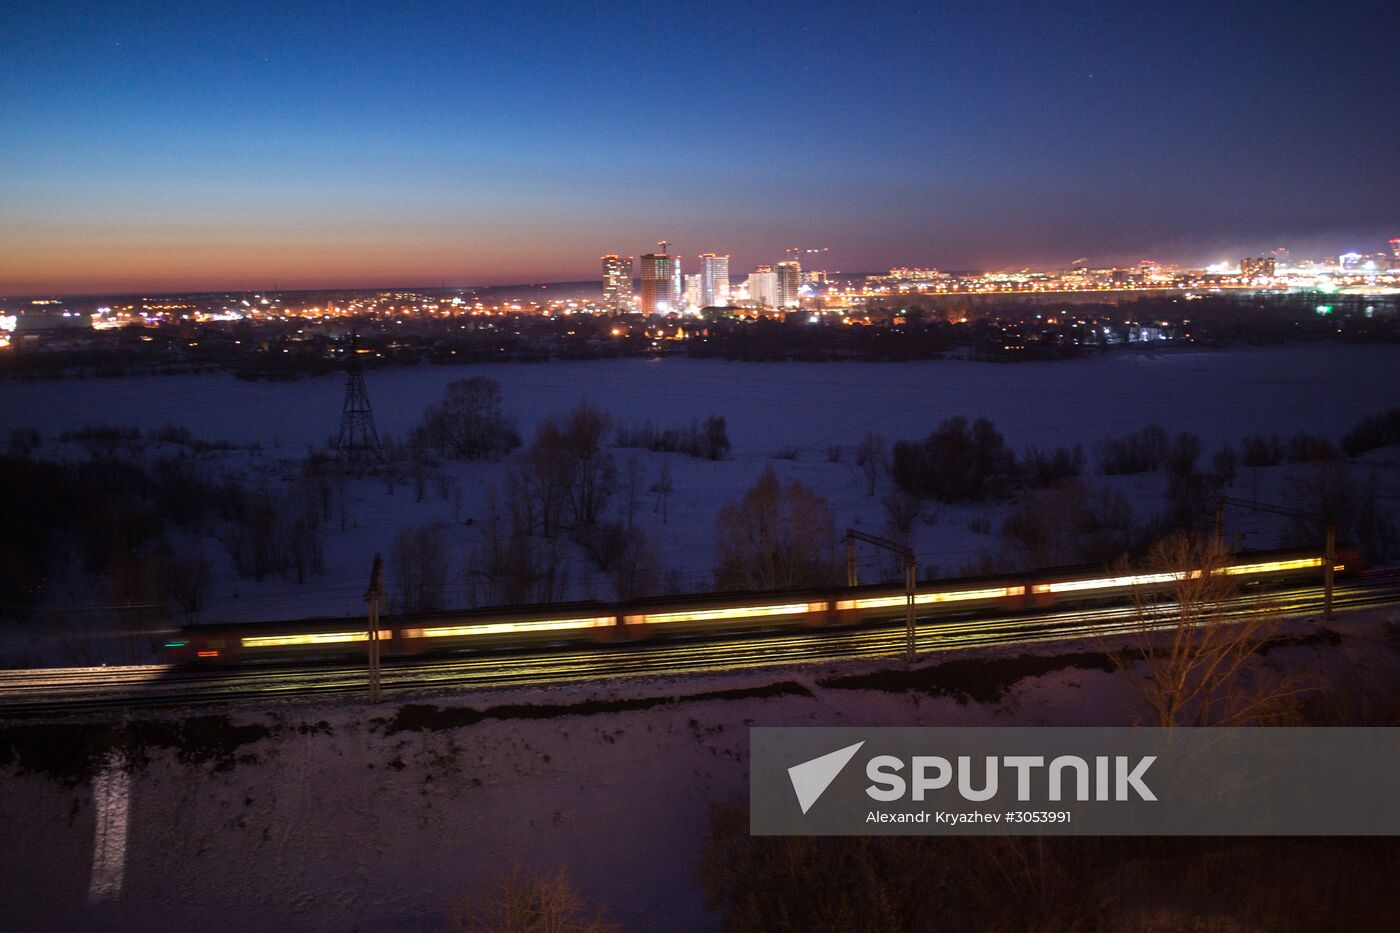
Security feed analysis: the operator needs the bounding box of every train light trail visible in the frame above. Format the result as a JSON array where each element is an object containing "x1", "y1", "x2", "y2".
[
  {"x1": 1222, "y1": 557, "x2": 1325, "y2": 575},
  {"x1": 638, "y1": 602, "x2": 818, "y2": 625},
  {"x1": 401, "y1": 616, "x2": 614, "y2": 638},
  {"x1": 836, "y1": 585, "x2": 1025, "y2": 611},
  {"x1": 241, "y1": 630, "x2": 393, "y2": 648},
  {"x1": 1032, "y1": 572, "x2": 1191, "y2": 595}
]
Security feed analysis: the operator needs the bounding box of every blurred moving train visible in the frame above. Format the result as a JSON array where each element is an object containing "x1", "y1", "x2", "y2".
[{"x1": 163, "y1": 546, "x2": 1358, "y2": 665}]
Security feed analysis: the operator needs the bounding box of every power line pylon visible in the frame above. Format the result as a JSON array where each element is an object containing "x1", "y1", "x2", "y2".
[{"x1": 336, "y1": 329, "x2": 382, "y2": 464}]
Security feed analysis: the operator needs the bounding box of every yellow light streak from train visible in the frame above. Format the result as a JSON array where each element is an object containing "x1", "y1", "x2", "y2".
[
  {"x1": 1033, "y1": 557, "x2": 1327, "y2": 594},
  {"x1": 1222, "y1": 557, "x2": 1324, "y2": 575},
  {"x1": 242, "y1": 630, "x2": 392, "y2": 648},
  {"x1": 836, "y1": 586, "x2": 1025, "y2": 611},
  {"x1": 641, "y1": 603, "x2": 816, "y2": 625},
  {"x1": 402, "y1": 616, "x2": 614, "y2": 638}
]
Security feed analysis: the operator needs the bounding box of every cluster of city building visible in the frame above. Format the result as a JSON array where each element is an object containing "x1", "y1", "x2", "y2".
[
  {"x1": 596, "y1": 238, "x2": 1400, "y2": 315},
  {"x1": 602, "y1": 243, "x2": 810, "y2": 314}
]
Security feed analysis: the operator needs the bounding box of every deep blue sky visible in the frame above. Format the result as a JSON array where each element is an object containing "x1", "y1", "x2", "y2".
[{"x1": 3, "y1": 0, "x2": 1397, "y2": 293}]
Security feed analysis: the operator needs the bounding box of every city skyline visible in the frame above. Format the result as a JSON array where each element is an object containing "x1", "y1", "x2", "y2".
[
  {"x1": 4, "y1": 0, "x2": 1398, "y2": 295},
  {"x1": 5, "y1": 229, "x2": 1400, "y2": 301}
]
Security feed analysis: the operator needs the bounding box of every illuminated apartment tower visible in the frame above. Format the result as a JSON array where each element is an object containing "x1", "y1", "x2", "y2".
[
  {"x1": 698, "y1": 253, "x2": 730, "y2": 307},
  {"x1": 601, "y1": 254, "x2": 633, "y2": 308},
  {"x1": 1240, "y1": 257, "x2": 1276, "y2": 278},
  {"x1": 775, "y1": 260, "x2": 802, "y2": 307},
  {"x1": 683, "y1": 274, "x2": 702, "y2": 310},
  {"x1": 748, "y1": 266, "x2": 778, "y2": 307},
  {"x1": 639, "y1": 243, "x2": 679, "y2": 314}
]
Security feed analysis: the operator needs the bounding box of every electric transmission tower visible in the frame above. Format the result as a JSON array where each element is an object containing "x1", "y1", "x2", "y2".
[{"x1": 335, "y1": 329, "x2": 382, "y2": 463}]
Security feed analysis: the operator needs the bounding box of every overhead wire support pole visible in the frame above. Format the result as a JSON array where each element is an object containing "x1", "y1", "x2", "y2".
[
  {"x1": 845, "y1": 529, "x2": 919, "y2": 663},
  {"x1": 845, "y1": 530, "x2": 858, "y2": 587},
  {"x1": 1217, "y1": 496, "x2": 1336, "y2": 621},
  {"x1": 1324, "y1": 521, "x2": 1336, "y2": 622},
  {"x1": 365, "y1": 554, "x2": 384, "y2": 703}
]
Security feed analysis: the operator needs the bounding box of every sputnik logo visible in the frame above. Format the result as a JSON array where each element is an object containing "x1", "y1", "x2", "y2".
[{"x1": 788, "y1": 741, "x2": 865, "y2": 814}]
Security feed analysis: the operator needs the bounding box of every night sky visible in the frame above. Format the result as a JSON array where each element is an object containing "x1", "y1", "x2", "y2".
[{"x1": 3, "y1": 0, "x2": 1397, "y2": 294}]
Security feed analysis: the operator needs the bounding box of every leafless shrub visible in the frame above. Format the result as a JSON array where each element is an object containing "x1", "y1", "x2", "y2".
[
  {"x1": 468, "y1": 488, "x2": 570, "y2": 606},
  {"x1": 620, "y1": 454, "x2": 644, "y2": 530},
  {"x1": 515, "y1": 401, "x2": 617, "y2": 538},
  {"x1": 391, "y1": 522, "x2": 451, "y2": 613},
  {"x1": 224, "y1": 483, "x2": 324, "y2": 583},
  {"x1": 411, "y1": 376, "x2": 521, "y2": 460},
  {"x1": 447, "y1": 868, "x2": 618, "y2": 933},
  {"x1": 882, "y1": 488, "x2": 922, "y2": 536},
  {"x1": 856, "y1": 431, "x2": 887, "y2": 497},
  {"x1": 650, "y1": 457, "x2": 673, "y2": 523},
  {"x1": 715, "y1": 466, "x2": 835, "y2": 590},
  {"x1": 165, "y1": 551, "x2": 212, "y2": 624},
  {"x1": 608, "y1": 526, "x2": 658, "y2": 601},
  {"x1": 1000, "y1": 482, "x2": 1132, "y2": 567},
  {"x1": 1106, "y1": 533, "x2": 1316, "y2": 727}
]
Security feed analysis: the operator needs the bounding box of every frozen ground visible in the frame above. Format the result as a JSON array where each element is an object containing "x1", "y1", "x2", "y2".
[
  {"x1": 1, "y1": 343, "x2": 1398, "y2": 663},
  {"x1": 2, "y1": 603, "x2": 1397, "y2": 932},
  {"x1": 4, "y1": 344, "x2": 1398, "y2": 455}
]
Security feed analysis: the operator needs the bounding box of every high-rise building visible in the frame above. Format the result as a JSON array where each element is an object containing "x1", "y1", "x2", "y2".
[
  {"x1": 601, "y1": 254, "x2": 632, "y2": 308},
  {"x1": 683, "y1": 274, "x2": 702, "y2": 310},
  {"x1": 1240, "y1": 257, "x2": 1276, "y2": 278},
  {"x1": 1389, "y1": 239, "x2": 1400, "y2": 268},
  {"x1": 639, "y1": 244, "x2": 678, "y2": 314},
  {"x1": 747, "y1": 266, "x2": 778, "y2": 307},
  {"x1": 698, "y1": 253, "x2": 730, "y2": 307},
  {"x1": 776, "y1": 261, "x2": 802, "y2": 307}
]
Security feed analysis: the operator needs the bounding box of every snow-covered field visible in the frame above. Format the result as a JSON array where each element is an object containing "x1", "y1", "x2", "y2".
[
  {"x1": 5, "y1": 344, "x2": 1397, "y2": 454},
  {"x1": 2, "y1": 344, "x2": 1399, "y2": 664},
  {"x1": 3, "y1": 605, "x2": 1397, "y2": 932}
]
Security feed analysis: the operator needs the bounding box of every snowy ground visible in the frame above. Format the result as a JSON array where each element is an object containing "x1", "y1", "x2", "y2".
[
  {"x1": 6, "y1": 345, "x2": 1399, "y2": 455},
  {"x1": 2, "y1": 343, "x2": 1399, "y2": 663},
  {"x1": 3, "y1": 603, "x2": 1398, "y2": 932}
]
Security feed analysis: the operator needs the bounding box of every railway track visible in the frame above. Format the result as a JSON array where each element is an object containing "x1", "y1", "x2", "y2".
[{"x1": 2, "y1": 579, "x2": 1396, "y2": 718}]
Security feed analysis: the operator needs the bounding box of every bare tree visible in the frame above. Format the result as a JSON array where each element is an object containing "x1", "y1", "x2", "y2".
[
  {"x1": 513, "y1": 401, "x2": 616, "y2": 538},
  {"x1": 557, "y1": 400, "x2": 615, "y2": 527},
  {"x1": 166, "y1": 551, "x2": 212, "y2": 624},
  {"x1": 412, "y1": 376, "x2": 521, "y2": 460},
  {"x1": 412, "y1": 459, "x2": 428, "y2": 503},
  {"x1": 882, "y1": 487, "x2": 922, "y2": 537},
  {"x1": 701, "y1": 414, "x2": 732, "y2": 460},
  {"x1": 651, "y1": 456, "x2": 674, "y2": 523},
  {"x1": 391, "y1": 522, "x2": 451, "y2": 613},
  {"x1": 856, "y1": 432, "x2": 887, "y2": 497},
  {"x1": 1284, "y1": 458, "x2": 1357, "y2": 545},
  {"x1": 468, "y1": 487, "x2": 570, "y2": 606},
  {"x1": 448, "y1": 868, "x2": 618, "y2": 933},
  {"x1": 621, "y1": 454, "x2": 644, "y2": 530},
  {"x1": 715, "y1": 466, "x2": 835, "y2": 591},
  {"x1": 1000, "y1": 482, "x2": 1132, "y2": 568},
  {"x1": 609, "y1": 526, "x2": 658, "y2": 601},
  {"x1": 1107, "y1": 533, "x2": 1314, "y2": 727}
]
